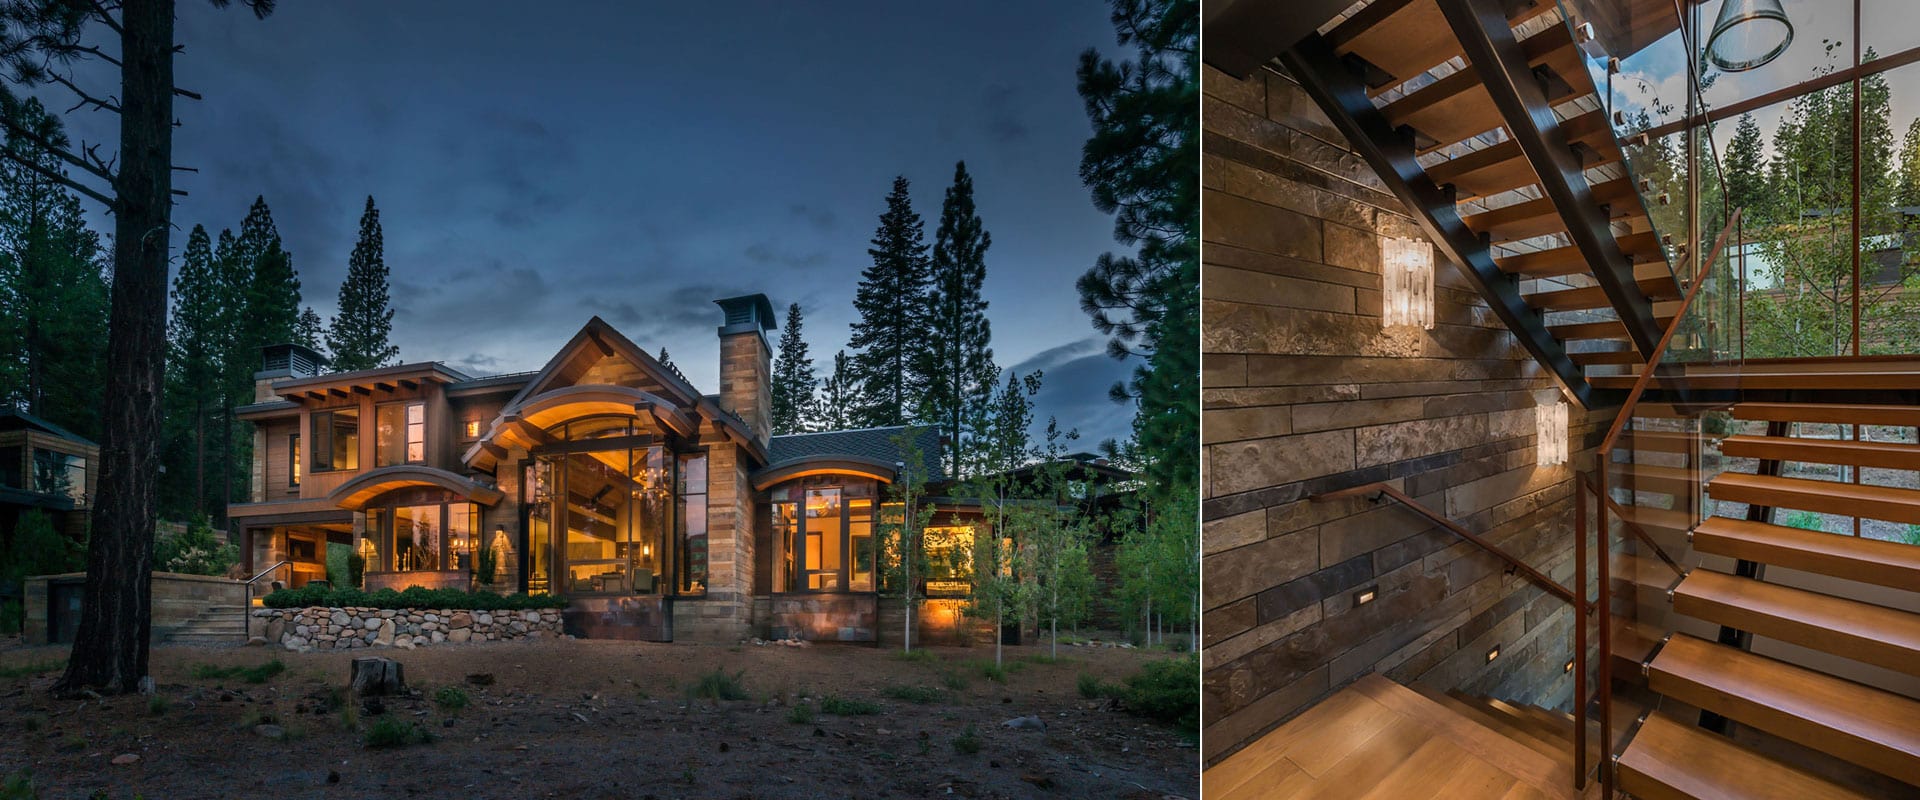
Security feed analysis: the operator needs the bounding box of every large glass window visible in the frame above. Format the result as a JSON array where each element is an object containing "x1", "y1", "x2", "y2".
[
  {"x1": 678, "y1": 453, "x2": 708, "y2": 593},
  {"x1": 0, "y1": 445, "x2": 20, "y2": 488},
  {"x1": 525, "y1": 460, "x2": 553, "y2": 594},
  {"x1": 391, "y1": 504, "x2": 442, "y2": 572},
  {"x1": 775, "y1": 478, "x2": 878, "y2": 593},
  {"x1": 375, "y1": 401, "x2": 425, "y2": 466},
  {"x1": 31, "y1": 449, "x2": 86, "y2": 504},
  {"x1": 923, "y1": 525, "x2": 975, "y2": 596},
  {"x1": 311, "y1": 408, "x2": 359, "y2": 472},
  {"x1": 368, "y1": 502, "x2": 479, "y2": 573}
]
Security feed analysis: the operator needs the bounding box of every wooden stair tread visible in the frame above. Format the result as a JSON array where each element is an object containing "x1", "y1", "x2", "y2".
[
  {"x1": 1595, "y1": 370, "x2": 1920, "y2": 391},
  {"x1": 1648, "y1": 633, "x2": 1920, "y2": 785},
  {"x1": 1332, "y1": 0, "x2": 1557, "y2": 99},
  {"x1": 1428, "y1": 110, "x2": 1622, "y2": 202},
  {"x1": 1461, "y1": 178, "x2": 1642, "y2": 242},
  {"x1": 1480, "y1": 696, "x2": 1572, "y2": 745},
  {"x1": 1570, "y1": 349, "x2": 1644, "y2": 366},
  {"x1": 1708, "y1": 473, "x2": 1920, "y2": 526},
  {"x1": 1691, "y1": 517, "x2": 1920, "y2": 592},
  {"x1": 1617, "y1": 711, "x2": 1872, "y2": 800},
  {"x1": 1732, "y1": 402, "x2": 1920, "y2": 427},
  {"x1": 1428, "y1": 689, "x2": 1570, "y2": 762},
  {"x1": 1548, "y1": 315, "x2": 1674, "y2": 341},
  {"x1": 1383, "y1": 23, "x2": 1589, "y2": 151},
  {"x1": 1721, "y1": 434, "x2": 1920, "y2": 471},
  {"x1": 1608, "y1": 462, "x2": 1693, "y2": 496},
  {"x1": 1673, "y1": 569, "x2": 1920, "y2": 678},
  {"x1": 1525, "y1": 273, "x2": 1679, "y2": 313},
  {"x1": 1496, "y1": 231, "x2": 1664, "y2": 278}
]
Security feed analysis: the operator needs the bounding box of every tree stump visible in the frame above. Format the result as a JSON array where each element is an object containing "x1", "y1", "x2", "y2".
[{"x1": 349, "y1": 657, "x2": 405, "y2": 697}]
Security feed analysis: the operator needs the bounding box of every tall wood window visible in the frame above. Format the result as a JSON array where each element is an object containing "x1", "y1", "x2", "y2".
[
  {"x1": 289, "y1": 434, "x2": 301, "y2": 487},
  {"x1": 376, "y1": 401, "x2": 426, "y2": 467},
  {"x1": 311, "y1": 408, "x2": 360, "y2": 472}
]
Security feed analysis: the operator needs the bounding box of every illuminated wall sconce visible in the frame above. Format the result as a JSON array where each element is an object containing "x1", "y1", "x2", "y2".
[
  {"x1": 1381, "y1": 236, "x2": 1435, "y2": 330},
  {"x1": 1565, "y1": 659, "x2": 1576, "y2": 673},
  {"x1": 1486, "y1": 645, "x2": 1502, "y2": 663},
  {"x1": 1352, "y1": 586, "x2": 1378, "y2": 607},
  {"x1": 1537, "y1": 402, "x2": 1569, "y2": 467},
  {"x1": 464, "y1": 419, "x2": 482, "y2": 438}
]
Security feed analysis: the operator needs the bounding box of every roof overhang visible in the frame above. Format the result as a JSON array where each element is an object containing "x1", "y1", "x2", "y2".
[
  {"x1": 326, "y1": 465, "x2": 505, "y2": 512},
  {"x1": 270, "y1": 362, "x2": 472, "y2": 402},
  {"x1": 752, "y1": 454, "x2": 897, "y2": 492},
  {"x1": 462, "y1": 384, "x2": 697, "y2": 472}
]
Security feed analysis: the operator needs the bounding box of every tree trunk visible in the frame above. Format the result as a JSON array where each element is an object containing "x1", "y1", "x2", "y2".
[
  {"x1": 56, "y1": 0, "x2": 174, "y2": 695},
  {"x1": 350, "y1": 657, "x2": 406, "y2": 697},
  {"x1": 994, "y1": 606, "x2": 1002, "y2": 667}
]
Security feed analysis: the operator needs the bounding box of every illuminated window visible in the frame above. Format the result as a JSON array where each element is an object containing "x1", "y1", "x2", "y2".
[
  {"x1": 923, "y1": 526, "x2": 975, "y2": 596},
  {"x1": 463, "y1": 419, "x2": 481, "y2": 438},
  {"x1": 289, "y1": 434, "x2": 301, "y2": 487},
  {"x1": 376, "y1": 401, "x2": 426, "y2": 466},
  {"x1": 311, "y1": 408, "x2": 359, "y2": 472},
  {"x1": 775, "y1": 478, "x2": 877, "y2": 593}
]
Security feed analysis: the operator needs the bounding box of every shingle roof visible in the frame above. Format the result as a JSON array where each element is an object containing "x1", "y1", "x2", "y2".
[
  {"x1": 767, "y1": 426, "x2": 945, "y2": 482},
  {"x1": 0, "y1": 409, "x2": 96, "y2": 447}
]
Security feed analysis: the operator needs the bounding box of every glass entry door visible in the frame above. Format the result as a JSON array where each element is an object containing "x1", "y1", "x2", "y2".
[{"x1": 525, "y1": 435, "x2": 669, "y2": 596}]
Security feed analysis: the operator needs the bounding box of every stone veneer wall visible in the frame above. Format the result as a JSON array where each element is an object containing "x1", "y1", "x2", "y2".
[
  {"x1": 768, "y1": 594, "x2": 879, "y2": 642},
  {"x1": 1200, "y1": 63, "x2": 1602, "y2": 765},
  {"x1": 257, "y1": 606, "x2": 564, "y2": 651},
  {"x1": 24, "y1": 571, "x2": 244, "y2": 644}
]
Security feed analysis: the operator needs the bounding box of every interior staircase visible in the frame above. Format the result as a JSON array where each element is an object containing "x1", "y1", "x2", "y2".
[
  {"x1": 163, "y1": 604, "x2": 249, "y2": 645},
  {"x1": 1416, "y1": 687, "x2": 1578, "y2": 766},
  {"x1": 1279, "y1": 0, "x2": 1688, "y2": 407},
  {"x1": 1606, "y1": 401, "x2": 1920, "y2": 799}
]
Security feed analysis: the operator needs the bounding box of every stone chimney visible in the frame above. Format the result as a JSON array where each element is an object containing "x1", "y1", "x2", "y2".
[
  {"x1": 713, "y1": 294, "x2": 775, "y2": 446},
  {"x1": 254, "y1": 343, "x2": 326, "y2": 402}
]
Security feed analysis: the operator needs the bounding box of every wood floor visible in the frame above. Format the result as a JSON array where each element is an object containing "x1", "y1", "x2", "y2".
[{"x1": 1202, "y1": 675, "x2": 1590, "y2": 800}]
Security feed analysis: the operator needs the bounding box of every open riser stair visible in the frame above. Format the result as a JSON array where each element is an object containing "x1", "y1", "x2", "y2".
[{"x1": 1607, "y1": 400, "x2": 1920, "y2": 799}]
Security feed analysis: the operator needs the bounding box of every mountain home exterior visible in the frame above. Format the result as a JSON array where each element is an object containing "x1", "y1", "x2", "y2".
[{"x1": 227, "y1": 294, "x2": 985, "y2": 644}]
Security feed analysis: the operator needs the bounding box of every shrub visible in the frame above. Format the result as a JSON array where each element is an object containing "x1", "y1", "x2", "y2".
[
  {"x1": 155, "y1": 515, "x2": 239, "y2": 576},
  {"x1": 262, "y1": 585, "x2": 567, "y2": 611},
  {"x1": 786, "y1": 703, "x2": 815, "y2": 724},
  {"x1": 147, "y1": 695, "x2": 170, "y2": 716},
  {"x1": 2, "y1": 769, "x2": 36, "y2": 800},
  {"x1": 475, "y1": 544, "x2": 498, "y2": 587},
  {"x1": 687, "y1": 669, "x2": 749, "y2": 701},
  {"x1": 892, "y1": 649, "x2": 939, "y2": 664},
  {"x1": 979, "y1": 662, "x2": 1007, "y2": 683},
  {"x1": 951, "y1": 724, "x2": 982, "y2": 754},
  {"x1": 1112, "y1": 654, "x2": 1198, "y2": 732},
  {"x1": 1077, "y1": 672, "x2": 1104, "y2": 699},
  {"x1": 2, "y1": 510, "x2": 83, "y2": 582},
  {"x1": 363, "y1": 717, "x2": 433, "y2": 749},
  {"x1": 190, "y1": 660, "x2": 285, "y2": 684},
  {"x1": 882, "y1": 684, "x2": 945, "y2": 705},
  {"x1": 433, "y1": 686, "x2": 469, "y2": 711},
  {"x1": 819, "y1": 695, "x2": 880, "y2": 715},
  {"x1": 939, "y1": 670, "x2": 967, "y2": 691},
  {"x1": 0, "y1": 600, "x2": 20, "y2": 636},
  {"x1": 347, "y1": 552, "x2": 366, "y2": 590},
  {"x1": 0, "y1": 660, "x2": 63, "y2": 680}
]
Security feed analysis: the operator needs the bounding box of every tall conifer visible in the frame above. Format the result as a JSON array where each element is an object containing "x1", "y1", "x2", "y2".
[
  {"x1": 920, "y1": 161, "x2": 996, "y2": 478},
  {"x1": 770, "y1": 302, "x2": 817, "y2": 435},
  {"x1": 326, "y1": 196, "x2": 397, "y2": 371},
  {"x1": 848, "y1": 177, "x2": 931, "y2": 427}
]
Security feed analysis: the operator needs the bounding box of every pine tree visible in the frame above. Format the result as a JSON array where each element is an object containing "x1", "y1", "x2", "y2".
[
  {"x1": 1724, "y1": 113, "x2": 1767, "y2": 218},
  {"x1": 814, "y1": 350, "x2": 858, "y2": 432},
  {"x1": 325, "y1": 195, "x2": 397, "y2": 371},
  {"x1": 1896, "y1": 118, "x2": 1920, "y2": 209},
  {"x1": 0, "y1": 96, "x2": 110, "y2": 440},
  {"x1": 234, "y1": 195, "x2": 301, "y2": 382},
  {"x1": 164, "y1": 225, "x2": 225, "y2": 515},
  {"x1": 1076, "y1": 0, "x2": 1198, "y2": 508},
  {"x1": 848, "y1": 176, "x2": 931, "y2": 427},
  {"x1": 294, "y1": 307, "x2": 325, "y2": 355},
  {"x1": 920, "y1": 161, "x2": 996, "y2": 479},
  {"x1": 769, "y1": 303, "x2": 817, "y2": 435}
]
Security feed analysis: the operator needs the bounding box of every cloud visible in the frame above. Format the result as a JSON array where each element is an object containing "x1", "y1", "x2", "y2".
[
  {"x1": 744, "y1": 242, "x2": 830, "y2": 270},
  {"x1": 1002, "y1": 337, "x2": 1136, "y2": 451},
  {"x1": 788, "y1": 203, "x2": 836, "y2": 231}
]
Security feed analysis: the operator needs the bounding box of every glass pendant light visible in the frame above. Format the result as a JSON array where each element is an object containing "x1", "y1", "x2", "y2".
[{"x1": 1705, "y1": 0, "x2": 1793, "y2": 72}]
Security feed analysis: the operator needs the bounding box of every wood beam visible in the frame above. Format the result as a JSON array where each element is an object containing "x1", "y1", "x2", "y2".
[
  {"x1": 1201, "y1": 0, "x2": 1354, "y2": 79},
  {"x1": 1278, "y1": 35, "x2": 1592, "y2": 406},
  {"x1": 1438, "y1": 0, "x2": 1665, "y2": 358},
  {"x1": 398, "y1": 378, "x2": 419, "y2": 391}
]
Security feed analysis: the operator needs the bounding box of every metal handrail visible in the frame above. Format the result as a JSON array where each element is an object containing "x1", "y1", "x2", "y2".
[
  {"x1": 1312, "y1": 482, "x2": 1575, "y2": 604},
  {"x1": 244, "y1": 560, "x2": 290, "y2": 589},
  {"x1": 1598, "y1": 208, "x2": 1744, "y2": 455}
]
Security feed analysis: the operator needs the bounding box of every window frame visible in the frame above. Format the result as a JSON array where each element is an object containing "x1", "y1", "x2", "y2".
[
  {"x1": 289, "y1": 433, "x2": 301, "y2": 487},
  {"x1": 374, "y1": 400, "x2": 427, "y2": 467},
  {"x1": 310, "y1": 407, "x2": 361, "y2": 473}
]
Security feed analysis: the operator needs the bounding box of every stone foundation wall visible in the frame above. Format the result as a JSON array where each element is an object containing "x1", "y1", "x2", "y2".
[
  {"x1": 24, "y1": 571, "x2": 243, "y2": 645},
  {"x1": 769, "y1": 593, "x2": 877, "y2": 642},
  {"x1": 256, "y1": 606, "x2": 563, "y2": 651}
]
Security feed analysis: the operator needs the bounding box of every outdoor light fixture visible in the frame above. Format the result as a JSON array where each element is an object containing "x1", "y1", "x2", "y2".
[
  {"x1": 1352, "y1": 586, "x2": 1378, "y2": 607},
  {"x1": 1537, "y1": 402, "x2": 1570, "y2": 467},
  {"x1": 1565, "y1": 659, "x2": 1576, "y2": 673},
  {"x1": 1706, "y1": 0, "x2": 1793, "y2": 72},
  {"x1": 1486, "y1": 645, "x2": 1501, "y2": 663},
  {"x1": 1381, "y1": 237, "x2": 1435, "y2": 330},
  {"x1": 464, "y1": 419, "x2": 481, "y2": 438}
]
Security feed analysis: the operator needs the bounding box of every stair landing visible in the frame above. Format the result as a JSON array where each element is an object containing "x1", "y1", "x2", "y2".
[{"x1": 1203, "y1": 674, "x2": 1588, "y2": 800}]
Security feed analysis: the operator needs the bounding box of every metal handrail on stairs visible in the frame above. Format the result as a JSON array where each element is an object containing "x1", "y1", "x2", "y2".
[{"x1": 1311, "y1": 482, "x2": 1576, "y2": 604}]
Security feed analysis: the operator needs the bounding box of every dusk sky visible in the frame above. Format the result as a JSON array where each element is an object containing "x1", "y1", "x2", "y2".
[{"x1": 55, "y1": 2, "x2": 1139, "y2": 448}]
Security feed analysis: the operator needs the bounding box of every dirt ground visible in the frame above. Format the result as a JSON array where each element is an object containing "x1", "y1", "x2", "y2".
[{"x1": 0, "y1": 637, "x2": 1197, "y2": 799}]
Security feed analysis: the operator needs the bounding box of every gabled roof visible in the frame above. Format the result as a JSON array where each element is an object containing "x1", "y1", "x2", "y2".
[
  {"x1": 767, "y1": 426, "x2": 945, "y2": 482},
  {"x1": 0, "y1": 409, "x2": 96, "y2": 448},
  {"x1": 501, "y1": 317, "x2": 703, "y2": 412}
]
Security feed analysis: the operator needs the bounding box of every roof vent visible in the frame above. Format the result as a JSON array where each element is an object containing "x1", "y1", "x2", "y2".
[
  {"x1": 714, "y1": 294, "x2": 776, "y2": 336},
  {"x1": 260, "y1": 343, "x2": 326, "y2": 378}
]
